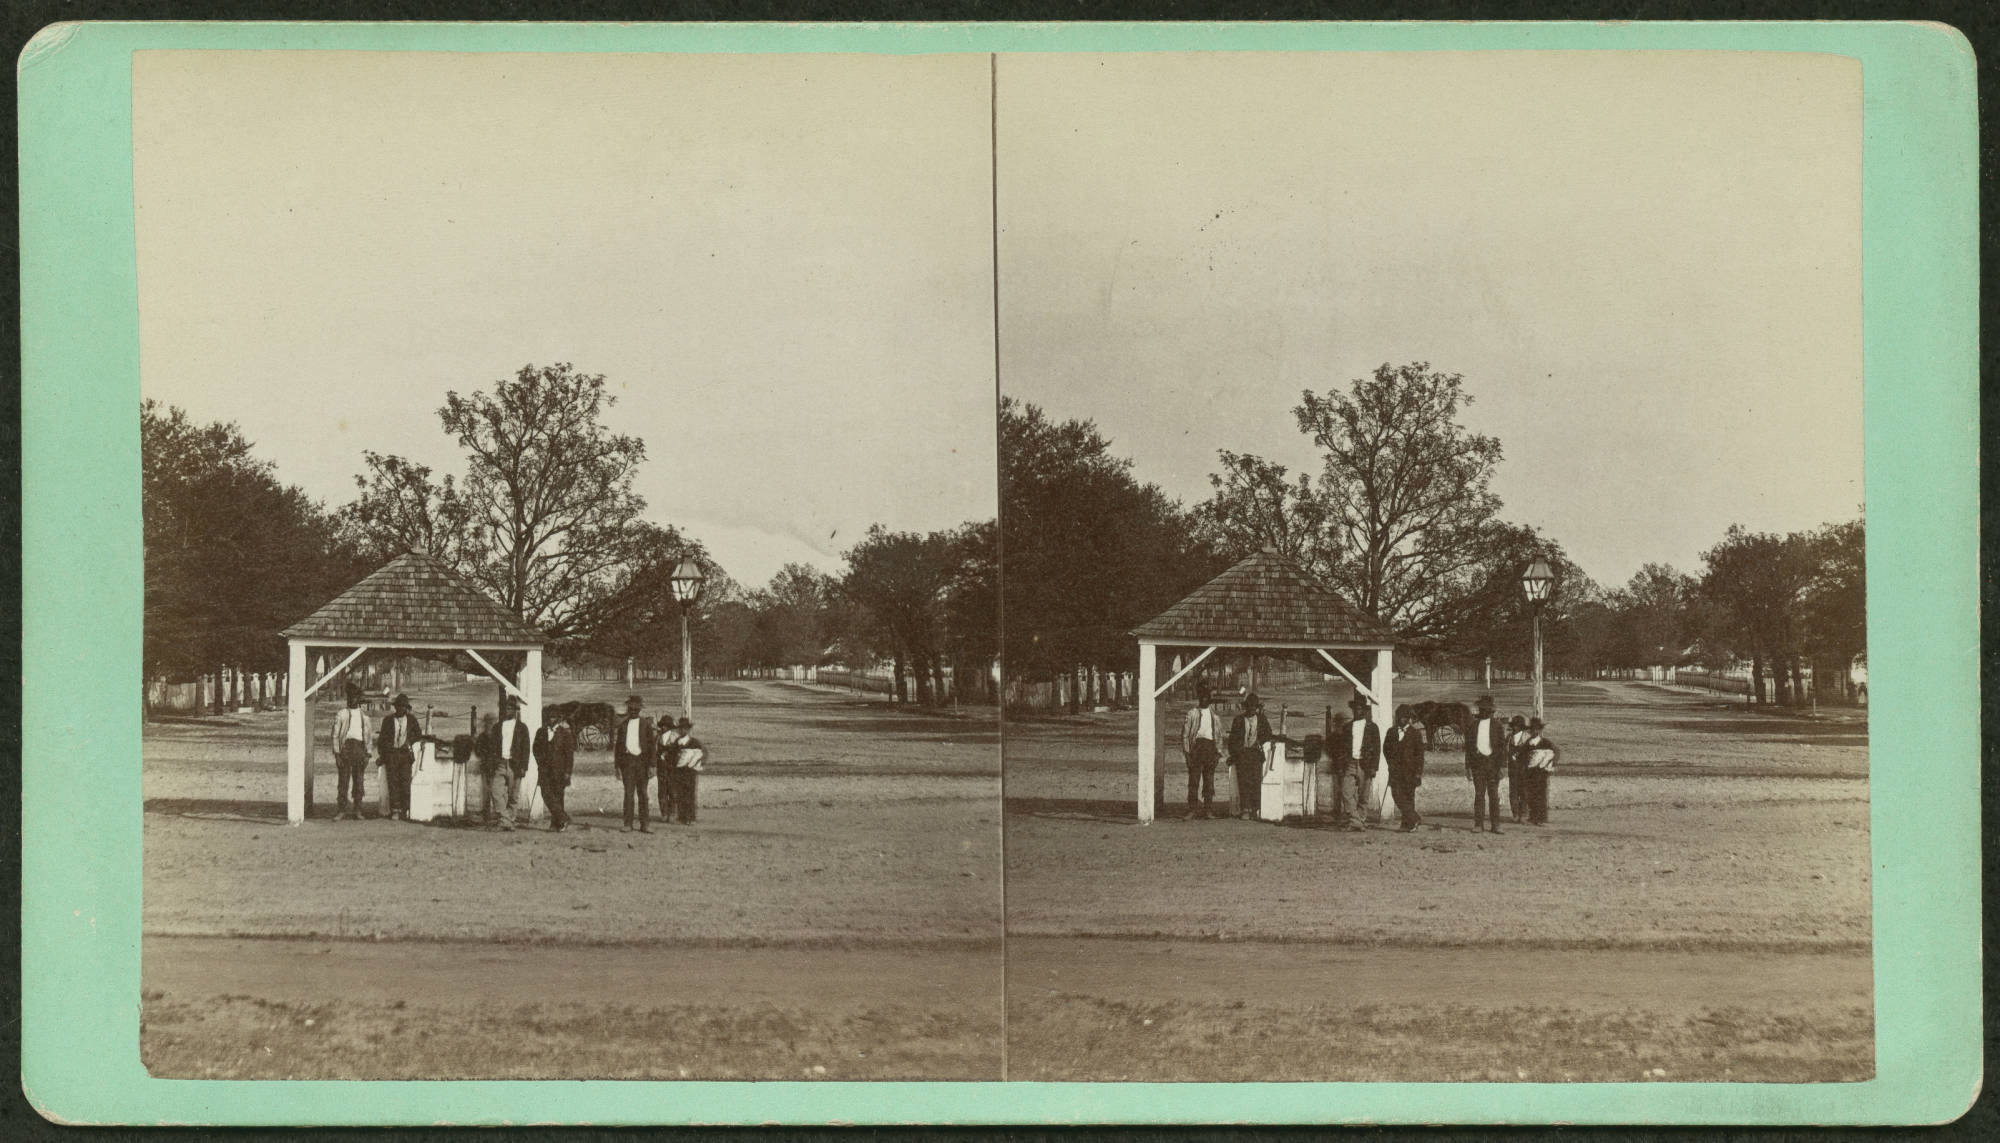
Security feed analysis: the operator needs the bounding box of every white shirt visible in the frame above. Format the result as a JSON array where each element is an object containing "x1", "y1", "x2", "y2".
[
  {"x1": 336, "y1": 707, "x2": 367, "y2": 741},
  {"x1": 391, "y1": 716, "x2": 408, "y2": 748},
  {"x1": 1195, "y1": 708, "x2": 1215, "y2": 740},
  {"x1": 1350, "y1": 719, "x2": 1367, "y2": 754},
  {"x1": 624, "y1": 718, "x2": 641, "y2": 755},
  {"x1": 499, "y1": 718, "x2": 519, "y2": 760},
  {"x1": 1477, "y1": 718, "x2": 1492, "y2": 754}
]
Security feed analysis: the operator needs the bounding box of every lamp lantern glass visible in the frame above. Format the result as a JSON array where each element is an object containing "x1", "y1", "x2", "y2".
[
  {"x1": 669, "y1": 558, "x2": 707, "y2": 606},
  {"x1": 1522, "y1": 557, "x2": 1555, "y2": 604}
]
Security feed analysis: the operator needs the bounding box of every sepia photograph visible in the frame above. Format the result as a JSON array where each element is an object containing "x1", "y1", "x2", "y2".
[
  {"x1": 18, "y1": 15, "x2": 1983, "y2": 1128},
  {"x1": 133, "y1": 50, "x2": 1004, "y2": 1080},
  {"x1": 114, "y1": 37, "x2": 1899, "y2": 1098},
  {"x1": 994, "y1": 51, "x2": 1871, "y2": 1083}
]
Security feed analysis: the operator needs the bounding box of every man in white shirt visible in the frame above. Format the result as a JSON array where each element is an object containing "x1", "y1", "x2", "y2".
[
  {"x1": 1178, "y1": 687, "x2": 1221, "y2": 819},
  {"x1": 478, "y1": 696, "x2": 532, "y2": 830},
  {"x1": 328, "y1": 686, "x2": 371, "y2": 821},
  {"x1": 613, "y1": 695, "x2": 656, "y2": 833},
  {"x1": 1330, "y1": 695, "x2": 1380, "y2": 830},
  {"x1": 1463, "y1": 694, "x2": 1505, "y2": 833}
]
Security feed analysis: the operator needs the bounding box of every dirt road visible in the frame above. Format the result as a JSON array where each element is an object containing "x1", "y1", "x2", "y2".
[{"x1": 1009, "y1": 937, "x2": 1868, "y2": 1013}]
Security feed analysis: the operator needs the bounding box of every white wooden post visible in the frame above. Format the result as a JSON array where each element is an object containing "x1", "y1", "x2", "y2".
[
  {"x1": 520, "y1": 648, "x2": 545, "y2": 821},
  {"x1": 1368, "y1": 646, "x2": 1394, "y2": 821},
  {"x1": 1137, "y1": 641, "x2": 1157, "y2": 823},
  {"x1": 286, "y1": 640, "x2": 307, "y2": 824}
]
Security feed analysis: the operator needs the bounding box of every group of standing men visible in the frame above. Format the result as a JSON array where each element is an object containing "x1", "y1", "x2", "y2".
[
  {"x1": 1462, "y1": 694, "x2": 1560, "y2": 830},
  {"x1": 611, "y1": 695, "x2": 704, "y2": 833},
  {"x1": 328, "y1": 686, "x2": 427, "y2": 821},
  {"x1": 324, "y1": 687, "x2": 704, "y2": 833},
  {"x1": 1178, "y1": 686, "x2": 1557, "y2": 831}
]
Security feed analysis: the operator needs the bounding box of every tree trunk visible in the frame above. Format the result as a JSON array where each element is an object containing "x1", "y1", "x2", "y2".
[
  {"x1": 1750, "y1": 653, "x2": 1766, "y2": 705},
  {"x1": 893, "y1": 656, "x2": 907, "y2": 704}
]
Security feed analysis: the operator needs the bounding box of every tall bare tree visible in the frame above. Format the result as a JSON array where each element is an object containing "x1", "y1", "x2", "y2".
[
  {"x1": 346, "y1": 363, "x2": 650, "y2": 644},
  {"x1": 1295, "y1": 362, "x2": 1504, "y2": 639},
  {"x1": 1199, "y1": 363, "x2": 1505, "y2": 643},
  {"x1": 441, "y1": 363, "x2": 648, "y2": 639}
]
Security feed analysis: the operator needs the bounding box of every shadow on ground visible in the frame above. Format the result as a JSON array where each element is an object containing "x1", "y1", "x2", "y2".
[
  {"x1": 144, "y1": 797, "x2": 287, "y2": 820},
  {"x1": 1004, "y1": 796, "x2": 1136, "y2": 823}
]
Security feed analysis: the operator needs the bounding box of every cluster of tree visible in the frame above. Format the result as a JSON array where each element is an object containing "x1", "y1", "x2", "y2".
[
  {"x1": 1450, "y1": 518, "x2": 1864, "y2": 706},
  {"x1": 1000, "y1": 397, "x2": 1231, "y2": 706},
  {"x1": 143, "y1": 363, "x2": 999, "y2": 712},
  {"x1": 1003, "y1": 362, "x2": 1866, "y2": 706},
  {"x1": 1693, "y1": 518, "x2": 1865, "y2": 703},
  {"x1": 691, "y1": 523, "x2": 998, "y2": 704},
  {"x1": 142, "y1": 400, "x2": 371, "y2": 708}
]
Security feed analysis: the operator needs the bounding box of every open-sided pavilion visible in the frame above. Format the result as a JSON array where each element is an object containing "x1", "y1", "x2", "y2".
[
  {"x1": 280, "y1": 551, "x2": 545, "y2": 824},
  {"x1": 1132, "y1": 551, "x2": 1397, "y2": 823}
]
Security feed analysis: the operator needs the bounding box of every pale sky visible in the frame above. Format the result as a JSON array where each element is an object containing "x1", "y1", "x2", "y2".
[
  {"x1": 997, "y1": 51, "x2": 1864, "y2": 587},
  {"x1": 135, "y1": 50, "x2": 1864, "y2": 592},
  {"x1": 134, "y1": 51, "x2": 997, "y2": 589}
]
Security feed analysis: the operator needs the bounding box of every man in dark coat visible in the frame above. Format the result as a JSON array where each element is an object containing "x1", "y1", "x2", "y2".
[
  {"x1": 533, "y1": 711, "x2": 576, "y2": 832},
  {"x1": 1464, "y1": 694, "x2": 1505, "y2": 833},
  {"x1": 476, "y1": 695, "x2": 532, "y2": 830},
  {"x1": 1226, "y1": 692, "x2": 1275, "y2": 820},
  {"x1": 1505, "y1": 714, "x2": 1530, "y2": 823},
  {"x1": 1331, "y1": 694, "x2": 1381, "y2": 829},
  {"x1": 655, "y1": 713, "x2": 682, "y2": 822},
  {"x1": 1384, "y1": 703, "x2": 1427, "y2": 832},
  {"x1": 375, "y1": 693, "x2": 423, "y2": 821},
  {"x1": 613, "y1": 694, "x2": 656, "y2": 833}
]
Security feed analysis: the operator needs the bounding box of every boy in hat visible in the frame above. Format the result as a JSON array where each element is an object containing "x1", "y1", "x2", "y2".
[
  {"x1": 666, "y1": 716, "x2": 704, "y2": 824},
  {"x1": 1331, "y1": 694, "x2": 1380, "y2": 830},
  {"x1": 1226, "y1": 692, "x2": 1275, "y2": 820},
  {"x1": 329, "y1": 685, "x2": 371, "y2": 820},
  {"x1": 376, "y1": 693, "x2": 423, "y2": 821},
  {"x1": 613, "y1": 694, "x2": 656, "y2": 832},
  {"x1": 1179, "y1": 685, "x2": 1222, "y2": 819},
  {"x1": 1463, "y1": 694, "x2": 1505, "y2": 833},
  {"x1": 1504, "y1": 714, "x2": 1531, "y2": 823},
  {"x1": 1521, "y1": 717, "x2": 1559, "y2": 825}
]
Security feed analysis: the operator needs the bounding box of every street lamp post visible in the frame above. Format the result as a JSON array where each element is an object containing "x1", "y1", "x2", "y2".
[
  {"x1": 668, "y1": 558, "x2": 708, "y2": 719},
  {"x1": 1522, "y1": 557, "x2": 1555, "y2": 721}
]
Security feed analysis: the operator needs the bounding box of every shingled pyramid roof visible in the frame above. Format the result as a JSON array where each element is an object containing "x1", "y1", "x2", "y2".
[
  {"x1": 1132, "y1": 550, "x2": 1394, "y2": 646},
  {"x1": 282, "y1": 551, "x2": 543, "y2": 645}
]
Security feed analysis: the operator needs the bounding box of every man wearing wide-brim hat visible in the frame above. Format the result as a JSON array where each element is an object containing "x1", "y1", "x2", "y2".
[
  {"x1": 376, "y1": 692, "x2": 423, "y2": 821},
  {"x1": 1330, "y1": 693, "x2": 1380, "y2": 830},
  {"x1": 1226, "y1": 692, "x2": 1275, "y2": 820},
  {"x1": 1463, "y1": 694, "x2": 1505, "y2": 833},
  {"x1": 613, "y1": 694, "x2": 657, "y2": 833},
  {"x1": 329, "y1": 685, "x2": 372, "y2": 821},
  {"x1": 1178, "y1": 684, "x2": 1223, "y2": 819}
]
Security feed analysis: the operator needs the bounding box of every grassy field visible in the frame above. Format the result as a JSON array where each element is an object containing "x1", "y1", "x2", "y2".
[
  {"x1": 1002, "y1": 677, "x2": 1872, "y2": 1082},
  {"x1": 142, "y1": 678, "x2": 1004, "y2": 1079}
]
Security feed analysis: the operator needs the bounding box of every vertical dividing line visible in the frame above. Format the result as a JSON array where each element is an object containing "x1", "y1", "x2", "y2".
[{"x1": 989, "y1": 50, "x2": 1009, "y2": 1084}]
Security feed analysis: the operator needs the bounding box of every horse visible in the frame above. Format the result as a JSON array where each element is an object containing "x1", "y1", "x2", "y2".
[
  {"x1": 543, "y1": 700, "x2": 618, "y2": 751},
  {"x1": 1419, "y1": 700, "x2": 1471, "y2": 747}
]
